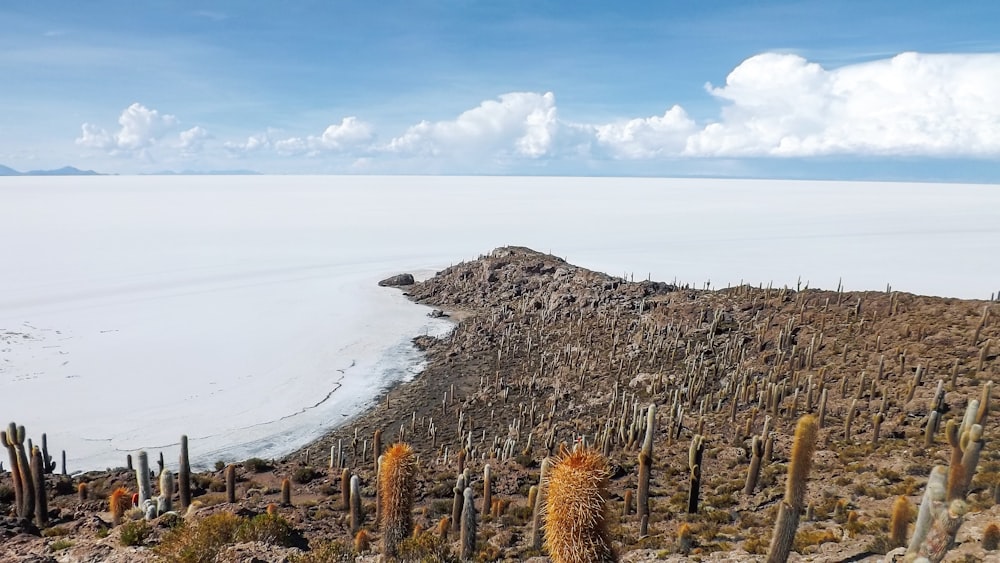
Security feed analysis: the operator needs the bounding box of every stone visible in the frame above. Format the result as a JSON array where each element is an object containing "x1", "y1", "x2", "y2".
[{"x1": 378, "y1": 273, "x2": 415, "y2": 287}]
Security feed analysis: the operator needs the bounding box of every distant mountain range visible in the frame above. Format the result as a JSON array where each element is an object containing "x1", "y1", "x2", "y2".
[
  {"x1": 0, "y1": 164, "x2": 102, "y2": 176},
  {"x1": 0, "y1": 164, "x2": 264, "y2": 176}
]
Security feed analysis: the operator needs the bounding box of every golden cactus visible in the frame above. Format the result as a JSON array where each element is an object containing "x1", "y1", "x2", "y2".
[
  {"x1": 544, "y1": 447, "x2": 616, "y2": 563},
  {"x1": 109, "y1": 487, "x2": 130, "y2": 525},
  {"x1": 766, "y1": 414, "x2": 818, "y2": 563},
  {"x1": 889, "y1": 495, "x2": 911, "y2": 548},
  {"x1": 379, "y1": 442, "x2": 416, "y2": 557},
  {"x1": 353, "y1": 529, "x2": 370, "y2": 553}
]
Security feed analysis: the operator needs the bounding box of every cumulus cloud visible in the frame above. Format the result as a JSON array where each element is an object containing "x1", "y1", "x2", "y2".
[
  {"x1": 76, "y1": 103, "x2": 179, "y2": 155},
  {"x1": 178, "y1": 126, "x2": 210, "y2": 154},
  {"x1": 593, "y1": 105, "x2": 697, "y2": 158},
  {"x1": 224, "y1": 132, "x2": 273, "y2": 154},
  {"x1": 682, "y1": 51, "x2": 1000, "y2": 157},
  {"x1": 386, "y1": 92, "x2": 558, "y2": 158},
  {"x1": 273, "y1": 117, "x2": 374, "y2": 155},
  {"x1": 78, "y1": 52, "x2": 998, "y2": 170}
]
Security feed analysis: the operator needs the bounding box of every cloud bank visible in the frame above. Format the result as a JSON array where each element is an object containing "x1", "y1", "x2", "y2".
[
  {"x1": 75, "y1": 52, "x2": 1000, "y2": 169},
  {"x1": 76, "y1": 103, "x2": 179, "y2": 155}
]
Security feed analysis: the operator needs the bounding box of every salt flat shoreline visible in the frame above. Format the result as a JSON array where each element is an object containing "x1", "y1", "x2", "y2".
[{"x1": 279, "y1": 292, "x2": 470, "y2": 467}]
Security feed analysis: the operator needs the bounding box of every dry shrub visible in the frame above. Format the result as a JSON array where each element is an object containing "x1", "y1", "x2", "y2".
[{"x1": 155, "y1": 512, "x2": 295, "y2": 563}]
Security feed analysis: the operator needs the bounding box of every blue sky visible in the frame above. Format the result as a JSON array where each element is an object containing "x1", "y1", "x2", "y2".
[{"x1": 2, "y1": 1, "x2": 1000, "y2": 180}]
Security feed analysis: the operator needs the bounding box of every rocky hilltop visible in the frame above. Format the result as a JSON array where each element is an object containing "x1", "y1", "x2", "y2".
[{"x1": 2, "y1": 246, "x2": 999, "y2": 562}]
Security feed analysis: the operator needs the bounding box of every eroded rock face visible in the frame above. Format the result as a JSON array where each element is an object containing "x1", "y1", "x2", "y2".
[{"x1": 378, "y1": 273, "x2": 415, "y2": 287}]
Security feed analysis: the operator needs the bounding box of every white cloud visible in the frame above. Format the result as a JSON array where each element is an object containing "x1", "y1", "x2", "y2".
[
  {"x1": 178, "y1": 126, "x2": 210, "y2": 154},
  {"x1": 273, "y1": 117, "x2": 375, "y2": 155},
  {"x1": 224, "y1": 132, "x2": 273, "y2": 154},
  {"x1": 593, "y1": 105, "x2": 697, "y2": 158},
  {"x1": 682, "y1": 52, "x2": 1000, "y2": 157},
  {"x1": 386, "y1": 92, "x2": 558, "y2": 158},
  {"x1": 76, "y1": 103, "x2": 179, "y2": 155},
  {"x1": 72, "y1": 52, "x2": 999, "y2": 172}
]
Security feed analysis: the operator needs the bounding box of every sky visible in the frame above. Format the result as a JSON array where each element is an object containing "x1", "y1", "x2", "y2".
[{"x1": 2, "y1": 1, "x2": 1000, "y2": 180}]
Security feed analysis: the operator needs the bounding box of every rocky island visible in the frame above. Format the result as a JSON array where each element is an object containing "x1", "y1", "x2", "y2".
[{"x1": 1, "y1": 246, "x2": 998, "y2": 562}]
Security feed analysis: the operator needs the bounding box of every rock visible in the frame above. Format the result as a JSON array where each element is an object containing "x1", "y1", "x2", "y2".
[
  {"x1": 428, "y1": 309, "x2": 448, "y2": 318},
  {"x1": 378, "y1": 273, "x2": 415, "y2": 287}
]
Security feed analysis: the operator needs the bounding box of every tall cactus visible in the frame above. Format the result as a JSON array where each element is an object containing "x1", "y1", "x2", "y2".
[
  {"x1": 136, "y1": 451, "x2": 152, "y2": 505},
  {"x1": 543, "y1": 447, "x2": 616, "y2": 563},
  {"x1": 2, "y1": 429, "x2": 23, "y2": 521},
  {"x1": 10, "y1": 424, "x2": 35, "y2": 521},
  {"x1": 687, "y1": 434, "x2": 704, "y2": 514},
  {"x1": 341, "y1": 467, "x2": 351, "y2": 510},
  {"x1": 350, "y1": 474, "x2": 362, "y2": 534},
  {"x1": 637, "y1": 404, "x2": 655, "y2": 528},
  {"x1": 159, "y1": 469, "x2": 174, "y2": 514},
  {"x1": 744, "y1": 435, "x2": 763, "y2": 496},
  {"x1": 460, "y1": 487, "x2": 477, "y2": 561},
  {"x1": 451, "y1": 473, "x2": 466, "y2": 533},
  {"x1": 225, "y1": 464, "x2": 237, "y2": 504},
  {"x1": 178, "y1": 435, "x2": 191, "y2": 510},
  {"x1": 530, "y1": 457, "x2": 551, "y2": 550},
  {"x1": 379, "y1": 443, "x2": 416, "y2": 558},
  {"x1": 30, "y1": 445, "x2": 48, "y2": 527},
  {"x1": 766, "y1": 414, "x2": 819, "y2": 563},
  {"x1": 906, "y1": 396, "x2": 990, "y2": 562},
  {"x1": 40, "y1": 433, "x2": 56, "y2": 474},
  {"x1": 483, "y1": 464, "x2": 493, "y2": 518}
]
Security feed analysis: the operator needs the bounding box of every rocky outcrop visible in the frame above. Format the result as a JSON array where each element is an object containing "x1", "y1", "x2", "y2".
[{"x1": 378, "y1": 273, "x2": 415, "y2": 287}]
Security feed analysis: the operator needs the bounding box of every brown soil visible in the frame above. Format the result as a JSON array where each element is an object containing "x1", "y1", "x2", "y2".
[{"x1": 2, "y1": 246, "x2": 999, "y2": 562}]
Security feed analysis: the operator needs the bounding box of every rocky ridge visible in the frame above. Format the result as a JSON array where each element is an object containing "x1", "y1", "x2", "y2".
[{"x1": 2, "y1": 246, "x2": 999, "y2": 562}]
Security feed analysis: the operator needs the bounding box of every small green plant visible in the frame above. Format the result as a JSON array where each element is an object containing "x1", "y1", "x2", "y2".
[
  {"x1": 292, "y1": 466, "x2": 318, "y2": 484},
  {"x1": 244, "y1": 457, "x2": 272, "y2": 473},
  {"x1": 214, "y1": 460, "x2": 225, "y2": 471},
  {"x1": 396, "y1": 532, "x2": 458, "y2": 562},
  {"x1": 120, "y1": 520, "x2": 152, "y2": 547},
  {"x1": 49, "y1": 539, "x2": 73, "y2": 552},
  {"x1": 291, "y1": 540, "x2": 353, "y2": 562},
  {"x1": 41, "y1": 525, "x2": 71, "y2": 537}
]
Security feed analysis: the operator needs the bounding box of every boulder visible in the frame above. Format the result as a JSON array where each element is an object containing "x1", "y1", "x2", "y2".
[{"x1": 378, "y1": 273, "x2": 415, "y2": 287}]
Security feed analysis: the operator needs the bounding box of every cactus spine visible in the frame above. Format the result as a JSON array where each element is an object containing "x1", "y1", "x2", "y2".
[
  {"x1": 178, "y1": 435, "x2": 191, "y2": 509},
  {"x1": 637, "y1": 404, "x2": 655, "y2": 527},
  {"x1": 766, "y1": 414, "x2": 818, "y2": 563},
  {"x1": 460, "y1": 487, "x2": 476, "y2": 561},
  {"x1": 379, "y1": 443, "x2": 416, "y2": 557},
  {"x1": 543, "y1": 447, "x2": 616, "y2": 563},
  {"x1": 136, "y1": 450, "x2": 152, "y2": 506}
]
